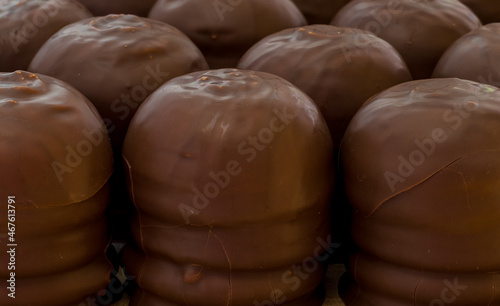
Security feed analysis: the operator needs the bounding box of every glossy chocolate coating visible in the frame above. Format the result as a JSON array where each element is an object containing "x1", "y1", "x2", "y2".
[
  {"x1": 460, "y1": 0, "x2": 500, "y2": 23},
  {"x1": 28, "y1": 14, "x2": 209, "y2": 240},
  {"x1": 122, "y1": 69, "x2": 334, "y2": 305},
  {"x1": 291, "y1": 0, "x2": 350, "y2": 24},
  {"x1": 29, "y1": 14, "x2": 209, "y2": 149},
  {"x1": 433, "y1": 23, "x2": 500, "y2": 86},
  {"x1": 331, "y1": 0, "x2": 481, "y2": 79},
  {"x1": 340, "y1": 78, "x2": 500, "y2": 305},
  {"x1": 148, "y1": 0, "x2": 306, "y2": 68},
  {"x1": 238, "y1": 25, "x2": 412, "y2": 149},
  {"x1": 76, "y1": 0, "x2": 158, "y2": 17},
  {"x1": 0, "y1": 71, "x2": 112, "y2": 305},
  {"x1": 0, "y1": 0, "x2": 92, "y2": 72}
]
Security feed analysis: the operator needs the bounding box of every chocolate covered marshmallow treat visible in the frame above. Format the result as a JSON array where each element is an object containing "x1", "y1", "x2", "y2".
[
  {"x1": 123, "y1": 69, "x2": 334, "y2": 305},
  {"x1": 0, "y1": 71, "x2": 112, "y2": 305},
  {"x1": 29, "y1": 14, "x2": 209, "y2": 240},
  {"x1": 340, "y1": 78, "x2": 500, "y2": 305},
  {"x1": 433, "y1": 23, "x2": 500, "y2": 87},
  {"x1": 0, "y1": 0, "x2": 92, "y2": 71},
  {"x1": 332, "y1": 0, "x2": 481, "y2": 79},
  {"x1": 148, "y1": 0, "x2": 306, "y2": 68}
]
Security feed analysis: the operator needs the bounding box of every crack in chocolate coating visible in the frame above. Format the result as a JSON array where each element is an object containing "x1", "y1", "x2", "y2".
[
  {"x1": 340, "y1": 78, "x2": 500, "y2": 305},
  {"x1": 122, "y1": 69, "x2": 333, "y2": 305},
  {"x1": 238, "y1": 24, "x2": 412, "y2": 149},
  {"x1": 331, "y1": 0, "x2": 481, "y2": 79},
  {"x1": 342, "y1": 78, "x2": 500, "y2": 215},
  {"x1": 76, "y1": 0, "x2": 158, "y2": 17},
  {"x1": 433, "y1": 23, "x2": 500, "y2": 87},
  {"x1": 0, "y1": 0, "x2": 92, "y2": 72},
  {"x1": 148, "y1": 0, "x2": 307, "y2": 69},
  {"x1": 0, "y1": 71, "x2": 112, "y2": 305}
]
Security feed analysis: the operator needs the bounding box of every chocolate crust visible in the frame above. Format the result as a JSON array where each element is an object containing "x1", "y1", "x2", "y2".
[
  {"x1": 0, "y1": 0, "x2": 92, "y2": 72},
  {"x1": 433, "y1": 23, "x2": 500, "y2": 87},
  {"x1": 238, "y1": 24, "x2": 412, "y2": 148},
  {"x1": 340, "y1": 78, "x2": 500, "y2": 305},
  {"x1": 331, "y1": 0, "x2": 481, "y2": 79},
  {"x1": 76, "y1": 0, "x2": 158, "y2": 17},
  {"x1": 148, "y1": 0, "x2": 306, "y2": 68},
  {"x1": 0, "y1": 71, "x2": 112, "y2": 305},
  {"x1": 122, "y1": 69, "x2": 333, "y2": 305}
]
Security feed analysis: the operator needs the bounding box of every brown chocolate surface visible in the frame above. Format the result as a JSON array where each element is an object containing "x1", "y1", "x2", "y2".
[
  {"x1": 148, "y1": 0, "x2": 307, "y2": 68},
  {"x1": 331, "y1": 0, "x2": 481, "y2": 79},
  {"x1": 29, "y1": 14, "x2": 208, "y2": 149},
  {"x1": 122, "y1": 69, "x2": 334, "y2": 305},
  {"x1": 237, "y1": 24, "x2": 411, "y2": 265},
  {"x1": 0, "y1": 71, "x2": 112, "y2": 305},
  {"x1": 28, "y1": 14, "x2": 209, "y2": 240},
  {"x1": 460, "y1": 0, "x2": 500, "y2": 24},
  {"x1": 238, "y1": 24, "x2": 412, "y2": 149},
  {"x1": 0, "y1": 0, "x2": 92, "y2": 72},
  {"x1": 433, "y1": 23, "x2": 500, "y2": 86},
  {"x1": 76, "y1": 0, "x2": 158, "y2": 17},
  {"x1": 340, "y1": 78, "x2": 500, "y2": 304},
  {"x1": 291, "y1": 0, "x2": 350, "y2": 24}
]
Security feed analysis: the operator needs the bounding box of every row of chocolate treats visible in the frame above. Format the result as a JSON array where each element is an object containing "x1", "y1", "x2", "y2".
[
  {"x1": 0, "y1": 1, "x2": 327, "y2": 305},
  {"x1": 327, "y1": 1, "x2": 500, "y2": 305},
  {"x1": 4, "y1": 0, "x2": 500, "y2": 73},
  {"x1": 2, "y1": 0, "x2": 500, "y2": 305}
]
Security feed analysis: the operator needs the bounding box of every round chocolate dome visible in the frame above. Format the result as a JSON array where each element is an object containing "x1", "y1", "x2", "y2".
[
  {"x1": 148, "y1": 0, "x2": 306, "y2": 68},
  {"x1": 340, "y1": 78, "x2": 500, "y2": 305},
  {"x1": 238, "y1": 24, "x2": 412, "y2": 149},
  {"x1": 28, "y1": 14, "x2": 209, "y2": 240},
  {"x1": 331, "y1": 0, "x2": 481, "y2": 79},
  {"x1": 122, "y1": 69, "x2": 334, "y2": 305},
  {"x1": 0, "y1": 71, "x2": 112, "y2": 305},
  {"x1": 433, "y1": 23, "x2": 500, "y2": 87},
  {"x1": 0, "y1": 0, "x2": 92, "y2": 72},
  {"x1": 29, "y1": 14, "x2": 208, "y2": 148}
]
